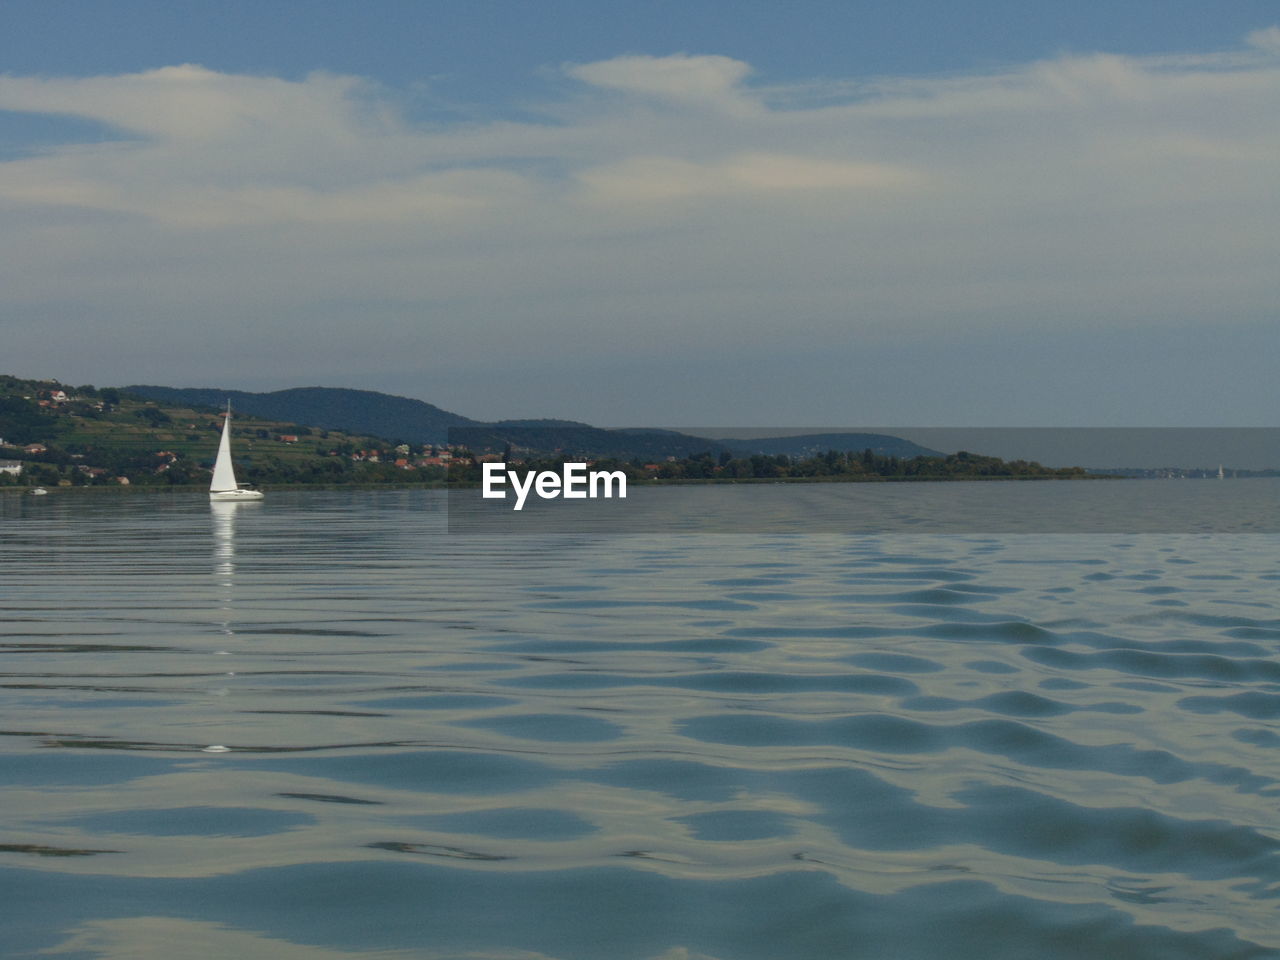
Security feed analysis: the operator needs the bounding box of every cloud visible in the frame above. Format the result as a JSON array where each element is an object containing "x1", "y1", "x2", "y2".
[
  {"x1": 1246, "y1": 25, "x2": 1280, "y2": 54},
  {"x1": 0, "y1": 157, "x2": 530, "y2": 227},
  {"x1": 0, "y1": 64, "x2": 386, "y2": 146},
  {"x1": 1030, "y1": 53, "x2": 1155, "y2": 103},
  {"x1": 576, "y1": 153, "x2": 920, "y2": 207},
  {"x1": 565, "y1": 53, "x2": 755, "y2": 113},
  {"x1": 1, "y1": 36, "x2": 1278, "y2": 422}
]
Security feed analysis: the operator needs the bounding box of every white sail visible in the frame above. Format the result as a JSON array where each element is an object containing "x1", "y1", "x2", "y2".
[{"x1": 210, "y1": 403, "x2": 239, "y2": 493}]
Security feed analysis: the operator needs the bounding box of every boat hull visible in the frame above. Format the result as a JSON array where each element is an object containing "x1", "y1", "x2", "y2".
[{"x1": 210, "y1": 489, "x2": 264, "y2": 501}]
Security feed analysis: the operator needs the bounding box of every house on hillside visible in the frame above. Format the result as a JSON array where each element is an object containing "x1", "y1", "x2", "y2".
[{"x1": 0, "y1": 460, "x2": 23, "y2": 476}]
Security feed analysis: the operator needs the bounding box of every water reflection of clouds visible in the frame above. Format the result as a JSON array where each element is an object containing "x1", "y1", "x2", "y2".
[
  {"x1": 44, "y1": 916, "x2": 724, "y2": 960},
  {"x1": 43, "y1": 917, "x2": 424, "y2": 960},
  {"x1": 449, "y1": 480, "x2": 1280, "y2": 534}
]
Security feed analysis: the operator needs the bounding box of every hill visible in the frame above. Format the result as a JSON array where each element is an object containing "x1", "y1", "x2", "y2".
[
  {"x1": 121, "y1": 385, "x2": 727, "y2": 458},
  {"x1": 0, "y1": 375, "x2": 422, "y2": 489},
  {"x1": 122, "y1": 385, "x2": 941, "y2": 461},
  {"x1": 3, "y1": 374, "x2": 1092, "y2": 489},
  {"x1": 124, "y1": 385, "x2": 477, "y2": 444}
]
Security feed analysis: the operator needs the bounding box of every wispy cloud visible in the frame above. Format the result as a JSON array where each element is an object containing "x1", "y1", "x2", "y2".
[
  {"x1": 1247, "y1": 25, "x2": 1280, "y2": 53},
  {"x1": 576, "y1": 153, "x2": 921, "y2": 207},
  {"x1": 1, "y1": 34, "x2": 1277, "y2": 420},
  {"x1": 566, "y1": 53, "x2": 758, "y2": 114}
]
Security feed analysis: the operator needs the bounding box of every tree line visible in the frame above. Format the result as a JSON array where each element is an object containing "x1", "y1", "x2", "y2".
[{"x1": 445, "y1": 448, "x2": 1088, "y2": 484}]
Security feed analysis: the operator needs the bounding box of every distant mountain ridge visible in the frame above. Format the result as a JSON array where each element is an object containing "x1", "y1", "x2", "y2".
[
  {"x1": 124, "y1": 385, "x2": 478, "y2": 444},
  {"x1": 122, "y1": 384, "x2": 939, "y2": 459}
]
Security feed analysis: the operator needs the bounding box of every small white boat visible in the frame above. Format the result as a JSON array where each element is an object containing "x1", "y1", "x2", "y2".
[
  {"x1": 29, "y1": 487, "x2": 48, "y2": 496},
  {"x1": 209, "y1": 402, "x2": 264, "y2": 502}
]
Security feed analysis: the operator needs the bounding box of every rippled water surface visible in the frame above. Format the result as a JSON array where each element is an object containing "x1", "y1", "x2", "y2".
[{"x1": 2, "y1": 488, "x2": 1279, "y2": 959}]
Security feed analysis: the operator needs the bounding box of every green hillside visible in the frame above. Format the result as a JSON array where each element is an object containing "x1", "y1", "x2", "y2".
[
  {"x1": 120, "y1": 384, "x2": 936, "y2": 461},
  {"x1": 0, "y1": 375, "x2": 445, "y2": 489},
  {"x1": 124, "y1": 384, "x2": 731, "y2": 456},
  {"x1": 2, "y1": 374, "x2": 1090, "y2": 490},
  {"x1": 124, "y1": 384, "x2": 477, "y2": 444}
]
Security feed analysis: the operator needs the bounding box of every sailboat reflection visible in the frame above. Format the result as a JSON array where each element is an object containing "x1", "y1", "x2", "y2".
[
  {"x1": 208, "y1": 494, "x2": 261, "y2": 752},
  {"x1": 211, "y1": 499, "x2": 257, "y2": 640},
  {"x1": 211, "y1": 500, "x2": 241, "y2": 579}
]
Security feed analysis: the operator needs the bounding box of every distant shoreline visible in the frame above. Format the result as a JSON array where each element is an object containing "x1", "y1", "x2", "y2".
[{"x1": 4, "y1": 473, "x2": 1139, "y2": 496}]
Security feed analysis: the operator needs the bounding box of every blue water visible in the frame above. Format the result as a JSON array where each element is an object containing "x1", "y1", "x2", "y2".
[{"x1": 2, "y1": 487, "x2": 1278, "y2": 959}]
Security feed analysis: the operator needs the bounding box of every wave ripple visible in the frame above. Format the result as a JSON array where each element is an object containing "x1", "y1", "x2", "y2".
[{"x1": 2, "y1": 490, "x2": 1278, "y2": 958}]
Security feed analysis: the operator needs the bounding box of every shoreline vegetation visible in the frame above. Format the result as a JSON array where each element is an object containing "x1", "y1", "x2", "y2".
[
  {"x1": 7, "y1": 374, "x2": 1264, "y2": 492},
  {"x1": 2, "y1": 374, "x2": 1098, "y2": 491},
  {"x1": 449, "y1": 450, "x2": 1094, "y2": 486},
  {"x1": 2, "y1": 473, "x2": 1107, "y2": 495},
  {"x1": 1, "y1": 451, "x2": 1096, "y2": 492},
  {"x1": 0, "y1": 446, "x2": 1095, "y2": 490}
]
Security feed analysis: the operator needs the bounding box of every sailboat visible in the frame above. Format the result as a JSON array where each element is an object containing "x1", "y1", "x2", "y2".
[{"x1": 209, "y1": 402, "x2": 264, "y2": 501}]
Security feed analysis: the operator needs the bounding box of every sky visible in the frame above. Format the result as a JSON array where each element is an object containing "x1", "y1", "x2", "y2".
[{"x1": 2, "y1": 1, "x2": 1278, "y2": 426}]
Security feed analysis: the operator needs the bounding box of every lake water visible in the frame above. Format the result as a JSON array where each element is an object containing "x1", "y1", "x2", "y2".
[{"x1": 2, "y1": 485, "x2": 1279, "y2": 959}]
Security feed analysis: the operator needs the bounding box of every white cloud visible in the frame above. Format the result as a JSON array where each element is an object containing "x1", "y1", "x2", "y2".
[
  {"x1": 1246, "y1": 25, "x2": 1280, "y2": 54},
  {"x1": 1031, "y1": 53, "x2": 1155, "y2": 103},
  {"x1": 565, "y1": 53, "x2": 756, "y2": 114},
  {"x1": 1, "y1": 36, "x2": 1278, "y2": 421},
  {"x1": 0, "y1": 64, "x2": 386, "y2": 146},
  {"x1": 576, "y1": 153, "x2": 920, "y2": 207}
]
